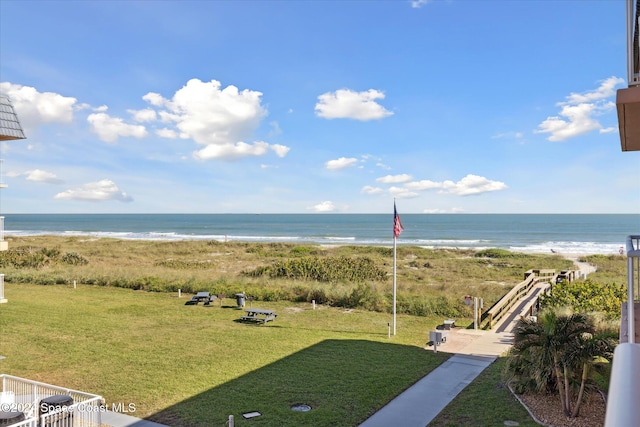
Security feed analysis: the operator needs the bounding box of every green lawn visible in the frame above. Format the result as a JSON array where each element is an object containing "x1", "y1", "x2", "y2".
[
  {"x1": 1, "y1": 283, "x2": 450, "y2": 426},
  {"x1": 0, "y1": 283, "x2": 543, "y2": 426}
]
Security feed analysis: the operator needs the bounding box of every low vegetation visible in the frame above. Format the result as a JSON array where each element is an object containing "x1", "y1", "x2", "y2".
[
  {"x1": 0, "y1": 236, "x2": 580, "y2": 319},
  {"x1": 540, "y1": 278, "x2": 627, "y2": 319}
]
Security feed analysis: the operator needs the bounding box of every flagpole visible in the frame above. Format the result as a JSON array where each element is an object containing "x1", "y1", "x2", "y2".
[
  {"x1": 392, "y1": 200, "x2": 403, "y2": 337},
  {"x1": 393, "y1": 233, "x2": 397, "y2": 336}
]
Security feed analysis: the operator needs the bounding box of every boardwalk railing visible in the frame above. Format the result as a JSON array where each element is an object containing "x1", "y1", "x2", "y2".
[
  {"x1": 482, "y1": 269, "x2": 557, "y2": 330},
  {"x1": 1, "y1": 374, "x2": 103, "y2": 427}
]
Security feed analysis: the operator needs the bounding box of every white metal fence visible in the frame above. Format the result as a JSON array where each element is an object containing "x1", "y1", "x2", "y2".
[{"x1": 1, "y1": 374, "x2": 103, "y2": 427}]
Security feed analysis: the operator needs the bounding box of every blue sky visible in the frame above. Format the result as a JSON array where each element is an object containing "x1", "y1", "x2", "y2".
[{"x1": 0, "y1": 0, "x2": 638, "y2": 214}]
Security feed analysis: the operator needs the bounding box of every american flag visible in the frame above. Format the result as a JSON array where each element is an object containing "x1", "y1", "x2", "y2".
[{"x1": 393, "y1": 202, "x2": 404, "y2": 238}]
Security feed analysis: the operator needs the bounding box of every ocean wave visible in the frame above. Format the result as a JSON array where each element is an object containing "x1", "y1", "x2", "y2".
[
  {"x1": 512, "y1": 241, "x2": 624, "y2": 255},
  {"x1": 3, "y1": 230, "x2": 626, "y2": 255}
]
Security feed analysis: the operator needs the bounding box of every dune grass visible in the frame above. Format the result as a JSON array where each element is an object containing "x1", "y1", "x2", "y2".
[{"x1": 0, "y1": 236, "x2": 577, "y2": 318}]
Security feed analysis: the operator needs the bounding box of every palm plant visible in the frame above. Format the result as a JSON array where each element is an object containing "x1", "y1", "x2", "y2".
[{"x1": 505, "y1": 308, "x2": 616, "y2": 418}]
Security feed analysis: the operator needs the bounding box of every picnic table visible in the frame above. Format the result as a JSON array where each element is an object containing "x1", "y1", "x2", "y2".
[
  {"x1": 240, "y1": 308, "x2": 277, "y2": 324},
  {"x1": 185, "y1": 292, "x2": 215, "y2": 306}
]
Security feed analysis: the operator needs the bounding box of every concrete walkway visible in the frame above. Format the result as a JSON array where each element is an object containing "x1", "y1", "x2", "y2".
[
  {"x1": 358, "y1": 353, "x2": 496, "y2": 427},
  {"x1": 358, "y1": 280, "x2": 536, "y2": 427},
  {"x1": 359, "y1": 328, "x2": 512, "y2": 427},
  {"x1": 101, "y1": 410, "x2": 169, "y2": 427}
]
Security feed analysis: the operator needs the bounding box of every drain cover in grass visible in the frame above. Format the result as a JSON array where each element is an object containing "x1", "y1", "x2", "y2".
[{"x1": 243, "y1": 412, "x2": 261, "y2": 419}]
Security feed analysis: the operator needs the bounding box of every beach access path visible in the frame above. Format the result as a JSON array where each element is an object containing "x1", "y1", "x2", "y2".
[{"x1": 360, "y1": 257, "x2": 597, "y2": 427}]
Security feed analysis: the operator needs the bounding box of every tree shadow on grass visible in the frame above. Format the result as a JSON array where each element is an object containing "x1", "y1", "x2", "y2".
[{"x1": 148, "y1": 339, "x2": 448, "y2": 427}]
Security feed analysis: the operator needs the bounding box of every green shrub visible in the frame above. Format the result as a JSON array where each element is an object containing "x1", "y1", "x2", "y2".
[
  {"x1": 61, "y1": 252, "x2": 89, "y2": 265},
  {"x1": 242, "y1": 256, "x2": 387, "y2": 282},
  {"x1": 475, "y1": 249, "x2": 517, "y2": 258},
  {"x1": 540, "y1": 279, "x2": 626, "y2": 319},
  {"x1": 154, "y1": 259, "x2": 213, "y2": 269}
]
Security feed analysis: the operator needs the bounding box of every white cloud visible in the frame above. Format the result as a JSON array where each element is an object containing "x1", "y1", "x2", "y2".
[
  {"x1": 0, "y1": 82, "x2": 78, "y2": 131},
  {"x1": 364, "y1": 173, "x2": 507, "y2": 198},
  {"x1": 310, "y1": 201, "x2": 336, "y2": 212},
  {"x1": 423, "y1": 207, "x2": 465, "y2": 213},
  {"x1": 268, "y1": 121, "x2": 282, "y2": 136},
  {"x1": 193, "y1": 141, "x2": 270, "y2": 160},
  {"x1": 315, "y1": 89, "x2": 393, "y2": 121},
  {"x1": 87, "y1": 112, "x2": 148, "y2": 143},
  {"x1": 361, "y1": 185, "x2": 385, "y2": 195},
  {"x1": 142, "y1": 79, "x2": 289, "y2": 160},
  {"x1": 24, "y1": 169, "x2": 63, "y2": 184},
  {"x1": 599, "y1": 127, "x2": 617, "y2": 134},
  {"x1": 156, "y1": 128, "x2": 178, "y2": 138},
  {"x1": 376, "y1": 174, "x2": 412, "y2": 184},
  {"x1": 411, "y1": 0, "x2": 431, "y2": 8},
  {"x1": 142, "y1": 92, "x2": 165, "y2": 107},
  {"x1": 563, "y1": 76, "x2": 623, "y2": 104},
  {"x1": 535, "y1": 76, "x2": 624, "y2": 142},
  {"x1": 271, "y1": 144, "x2": 290, "y2": 158},
  {"x1": 389, "y1": 186, "x2": 419, "y2": 198},
  {"x1": 492, "y1": 131, "x2": 524, "y2": 140},
  {"x1": 129, "y1": 108, "x2": 157, "y2": 122},
  {"x1": 326, "y1": 157, "x2": 358, "y2": 170},
  {"x1": 54, "y1": 179, "x2": 133, "y2": 202},
  {"x1": 405, "y1": 179, "x2": 441, "y2": 191},
  {"x1": 440, "y1": 174, "x2": 507, "y2": 196}
]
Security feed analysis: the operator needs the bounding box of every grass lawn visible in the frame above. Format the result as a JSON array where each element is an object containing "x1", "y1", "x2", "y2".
[{"x1": 1, "y1": 283, "x2": 455, "y2": 426}]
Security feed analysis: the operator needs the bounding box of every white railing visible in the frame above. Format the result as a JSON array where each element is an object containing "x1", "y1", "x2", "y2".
[
  {"x1": 604, "y1": 235, "x2": 640, "y2": 427},
  {"x1": 1, "y1": 374, "x2": 103, "y2": 427},
  {"x1": 627, "y1": 0, "x2": 640, "y2": 86},
  {"x1": 625, "y1": 235, "x2": 639, "y2": 343}
]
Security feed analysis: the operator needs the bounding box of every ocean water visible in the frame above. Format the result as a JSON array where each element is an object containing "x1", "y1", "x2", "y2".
[{"x1": 3, "y1": 214, "x2": 639, "y2": 255}]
